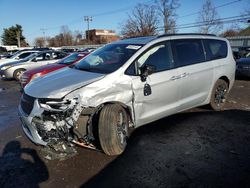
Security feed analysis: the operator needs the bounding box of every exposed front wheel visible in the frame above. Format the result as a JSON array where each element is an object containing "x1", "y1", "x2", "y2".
[
  {"x1": 210, "y1": 79, "x2": 229, "y2": 111},
  {"x1": 14, "y1": 69, "x2": 26, "y2": 81},
  {"x1": 98, "y1": 104, "x2": 129, "y2": 155}
]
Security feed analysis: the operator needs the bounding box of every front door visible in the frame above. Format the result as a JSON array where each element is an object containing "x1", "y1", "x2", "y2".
[{"x1": 131, "y1": 41, "x2": 181, "y2": 127}]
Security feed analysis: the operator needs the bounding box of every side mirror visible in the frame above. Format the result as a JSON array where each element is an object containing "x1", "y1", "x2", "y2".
[
  {"x1": 140, "y1": 64, "x2": 155, "y2": 82},
  {"x1": 15, "y1": 57, "x2": 20, "y2": 60},
  {"x1": 32, "y1": 58, "x2": 37, "y2": 62}
]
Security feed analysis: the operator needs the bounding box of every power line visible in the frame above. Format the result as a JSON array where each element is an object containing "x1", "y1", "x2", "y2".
[
  {"x1": 178, "y1": 0, "x2": 242, "y2": 19},
  {"x1": 156, "y1": 13, "x2": 250, "y2": 31},
  {"x1": 25, "y1": 0, "x2": 245, "y2": 39}
]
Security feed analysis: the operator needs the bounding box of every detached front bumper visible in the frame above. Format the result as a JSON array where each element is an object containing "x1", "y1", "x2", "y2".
[{"x1": 18, "y1": 100, "x2": 47, "y2": 146}]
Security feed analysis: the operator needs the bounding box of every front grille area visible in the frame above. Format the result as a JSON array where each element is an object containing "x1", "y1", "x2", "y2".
[{"x1": 20, "y1": 93, "x2": 35, "y2": 115}]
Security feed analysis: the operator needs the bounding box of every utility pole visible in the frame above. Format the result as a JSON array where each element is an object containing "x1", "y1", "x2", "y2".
[
  {"x1": 16, "y1": 30, "x2": 21, "y2": 48},
  {"x1": 84, "y1": 16, "x2": 92, "y2": 45},
  {"x1": 40, "y1": 28, "x2": 47, "y2": 47}
]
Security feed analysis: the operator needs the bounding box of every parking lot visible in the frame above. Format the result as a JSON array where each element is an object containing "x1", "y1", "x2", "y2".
[{"x1": 0, "y1": 78, "x2": 249, "y2": 187}]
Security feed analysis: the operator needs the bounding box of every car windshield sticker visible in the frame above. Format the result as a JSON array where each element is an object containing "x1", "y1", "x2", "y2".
[{"x1": 126, "y1": 45, "x2": 141, "y2": 50}]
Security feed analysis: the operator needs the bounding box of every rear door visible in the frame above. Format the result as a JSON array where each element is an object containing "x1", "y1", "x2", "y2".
[
  {"x1": 171, "y1": 39, "x2": 214, "y2": 111},
  {"x1": 130, "y1": 41, "x2": 181, "y2": 126}
]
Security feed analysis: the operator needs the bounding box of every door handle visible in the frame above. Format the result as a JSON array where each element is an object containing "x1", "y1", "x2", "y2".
[
  {"x1": 170, "y1": 73, "x2": 190, "y2": 81},
  {"x1": 180, "y1": 72, "x2": 190, "y2": 78},
  {"x1": 170, "y1": 75, "x2": 181, "y2": 80}
]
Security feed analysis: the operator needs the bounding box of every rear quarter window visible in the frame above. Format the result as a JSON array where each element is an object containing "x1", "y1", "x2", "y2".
[{"x1": 203, "y1": 39, "x2": 228, "y2": 60}]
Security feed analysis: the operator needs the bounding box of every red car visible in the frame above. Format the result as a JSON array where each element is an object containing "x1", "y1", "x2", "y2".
[{"x1": 20, "y1": 52, "x2": 89, "y2": 88}]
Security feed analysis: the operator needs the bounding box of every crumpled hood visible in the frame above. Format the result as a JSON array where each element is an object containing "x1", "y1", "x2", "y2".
[{"x1": 25, "y1": 67, "x2": 105, "y2": 98}]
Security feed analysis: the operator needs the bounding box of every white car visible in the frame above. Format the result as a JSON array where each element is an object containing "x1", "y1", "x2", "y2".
[
  {"x1": 19, "y1": 34, "x2": 235, "y2": 156},
  {"x1": 0, "y1": 50, "x2": 38, "y2": 66}
]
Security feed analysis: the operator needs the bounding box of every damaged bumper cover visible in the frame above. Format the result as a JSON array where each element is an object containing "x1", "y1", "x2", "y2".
[
  {"x1": 18, "y1": 93, "x2": 92, "y2": 147},
  {"x1": 19, "y1": 99, "x2": 47, "y2": 146}
]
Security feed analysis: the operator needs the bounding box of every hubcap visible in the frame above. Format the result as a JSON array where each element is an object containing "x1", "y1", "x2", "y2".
[
  {"x1": 16, "y1": 71, "x2": 24, "y2": 80},
  {"x1": 214, "y1": 84, "x2": 227, "y2": 106},
  {"x1": 117, "y1": 111, "x2": 127, "y2": 145}
]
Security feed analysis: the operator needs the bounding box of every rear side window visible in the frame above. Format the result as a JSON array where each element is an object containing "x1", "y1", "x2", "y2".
[
  {"x1": 203, "y1": 39, "x2": 228, "y2": 60},
  {"x1": 171, "y1": 39, "x2": 205, "y2": 67}
]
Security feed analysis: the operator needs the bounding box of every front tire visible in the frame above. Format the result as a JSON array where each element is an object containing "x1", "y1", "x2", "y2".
[
  {"x1": 98, "y1": 104, "x2": 129, "y2": 155},
  {"x1": 13, "y1": 69, "x2": 26, "y2": 81},
  {"x1": 210, "y1": 79, "x2": 229, "y2": 111}
]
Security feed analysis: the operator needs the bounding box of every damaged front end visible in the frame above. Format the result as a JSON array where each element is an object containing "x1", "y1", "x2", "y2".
[{"x1": 19, "y1": 92, "x2": 101, "y2": 157}]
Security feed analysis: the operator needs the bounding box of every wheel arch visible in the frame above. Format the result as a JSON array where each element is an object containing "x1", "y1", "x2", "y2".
[
  {"x1": 98, "y1": 101, "x2": 134, "y2": 127},
  {"x1": 218, "y1": 76, "x2": 230, "y2": 87}
]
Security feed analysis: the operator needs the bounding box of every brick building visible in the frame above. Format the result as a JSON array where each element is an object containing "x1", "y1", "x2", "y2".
[{"x1": 86, "y1": 29, "x2": 120, "y2": 44}]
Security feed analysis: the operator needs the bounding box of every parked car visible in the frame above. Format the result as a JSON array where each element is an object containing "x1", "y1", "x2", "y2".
[
  {"x1": 20, "y1": 52, "x2": 90, "y2": 88},
  {"x1": 0, "y1": 50, "x2": 67, "y2": 80},
  {"x1": 0, "y1": 50, "x2": 38, "y2": 66},
  {"x1": 19, "y1": 34, "x2": 235, "y2": 156},
  {"x1": 236, "y1": 57, "x2": 250, "y2": 77}
]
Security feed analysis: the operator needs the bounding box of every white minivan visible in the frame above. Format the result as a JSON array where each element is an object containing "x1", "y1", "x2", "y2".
[{"x1": 19, "y1": 34, "x2": 235, "y2": 155}]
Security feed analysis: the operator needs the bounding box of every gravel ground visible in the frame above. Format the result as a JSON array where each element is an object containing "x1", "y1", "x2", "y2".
[{"x1": 0, "y1": 78, "x2": 249, "y2": 188}]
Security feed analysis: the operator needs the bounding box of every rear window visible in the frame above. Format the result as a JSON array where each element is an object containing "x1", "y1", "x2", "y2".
[
  {"x1": 171, "y1": 39, "x2": 205, "y2": 67},
  {"x1": 203, "y1": 39, "x2": 228, "y2": 60}
]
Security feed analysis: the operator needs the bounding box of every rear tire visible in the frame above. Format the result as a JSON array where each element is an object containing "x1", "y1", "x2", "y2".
[
  {"x1": 13, "y1": 69, "x2": 26, "y2": 81},
  {"x1": 210, "y1": 79, "x2": 229, "y2": 111},
  {"x1": 98, "y1": 104, "x2": 129, "y2": 155}
]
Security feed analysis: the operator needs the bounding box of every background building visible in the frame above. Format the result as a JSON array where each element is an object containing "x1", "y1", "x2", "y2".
[{"x1": 86, "y1": 29, "x2": 120, "y2": 44}]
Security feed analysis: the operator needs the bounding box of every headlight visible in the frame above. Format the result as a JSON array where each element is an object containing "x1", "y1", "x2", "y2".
[
  {"x1": 38, "y1": 98, "x2": 77, "y2": 112},
  {"x1": 30, "y1": 72, "x2": 42, "y2": 82},
  {"x1": 0, "y1": 65, "x2": 11, "y2": 70}
]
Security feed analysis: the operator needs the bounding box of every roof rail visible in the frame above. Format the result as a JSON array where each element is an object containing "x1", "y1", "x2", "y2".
[{"x1": 157, "y1": 33, "x2": 216, "y2": 38}]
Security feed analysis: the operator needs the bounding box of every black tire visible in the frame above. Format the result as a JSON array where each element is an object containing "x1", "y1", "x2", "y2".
[
  {"x1": 210, "y1": 79, "x2": 229, "y2": 111},
  {"x1": 98, "y1": 104, "x2": 129, "y2": 155},
  {"x1": 13, "y1": 69, "x2": 26, "y2": 81}
]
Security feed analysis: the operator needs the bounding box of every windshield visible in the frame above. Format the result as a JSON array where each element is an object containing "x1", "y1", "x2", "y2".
[
  {"x1": 74, "y1": 43, "x2": 142, "y2": 74},
  {"x1": 9, "y1": 50, "x2": 21, "y2": 58},
  {"x1": 58, "y1": 53, "x2": 83, "y2": 65}
]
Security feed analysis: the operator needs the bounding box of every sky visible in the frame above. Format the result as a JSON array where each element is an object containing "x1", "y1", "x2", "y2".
[{"x1": 0, "y1": 0, "x2": 249, "y2": 45}]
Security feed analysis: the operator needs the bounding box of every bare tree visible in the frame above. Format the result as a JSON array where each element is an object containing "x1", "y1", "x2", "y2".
[
  {"x1": 121, "y1": 3, "x2": 159, "y2": 38},
  {"x1": 34, "y1": 37, "x2": 46, "y2": 47},
  {"x1": 155, "y1": 0, "x2": 180, "y2": 34},
  {"x1": 60, "y1": 26, "x2": 73, "y2": 46},
  {"x1": 197, "y1": 0, "x2": 223, "y2": 34}
]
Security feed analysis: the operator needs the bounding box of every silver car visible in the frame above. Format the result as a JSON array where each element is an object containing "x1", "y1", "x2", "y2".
[
  {"x1": 19, "y1": 34, "x2": 235, "y2": 155},
  {"x1": 0, "y1": 50, "x2": 67, "y2": 80}
]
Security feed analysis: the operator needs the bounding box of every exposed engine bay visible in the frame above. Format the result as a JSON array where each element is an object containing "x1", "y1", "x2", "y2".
[{"x1": 29, "y1": 97, "x2": 103, "y2": 159}]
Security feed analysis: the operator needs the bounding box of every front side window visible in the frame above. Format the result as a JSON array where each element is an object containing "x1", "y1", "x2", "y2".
[
  {"x1": 172, "y1": 39, "x2": 205, "y2": 67},
  {"x1": 136, "y1": 41, "x2": 174, "y2": 74},
  {"x1": 74, "y1": 43, "x2": 142, "y2": 74},
  {"x1": 204, "y1": 39, "x2": 228, "y2": 60}
]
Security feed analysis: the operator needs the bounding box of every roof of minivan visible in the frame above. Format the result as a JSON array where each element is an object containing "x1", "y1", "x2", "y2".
[
  {"x1": 115, "y1": 33, "x2": 219, "y2": 45},
  {"x1": 115, "y1": 36, "x2": 157, "y2": 45}
]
